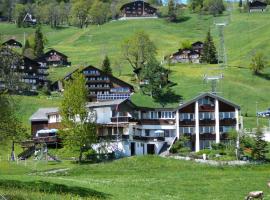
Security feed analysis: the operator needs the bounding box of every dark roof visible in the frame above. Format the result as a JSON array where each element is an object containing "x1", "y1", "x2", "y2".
[
  {"x1": 62, "y1": 65, "x2": 134, "y2": 91},
  {"x1": 192, "y1": 41, "x2": 204, "y2": 47},
  {"x1": 2, "y1": 39, "x2": 23, "y2": 47},
  {"x1": 176, "y1": 92, "x2": 241, "y2": 111},
  {"x1": 120, "y1": 0, "x2": 157, "y2": 11},
  {"x1": 249, "y1": 0, "x2": 267, "y2": 7},
  {"x1": 23, "y1": 56, "x2": 40, "y2": 67},
  {"x1": 40, "y1": 49, "x2": 68, "y2": 60},
  {"x1": 172, "y1": 48, "x2": 200, "y2": 57}
]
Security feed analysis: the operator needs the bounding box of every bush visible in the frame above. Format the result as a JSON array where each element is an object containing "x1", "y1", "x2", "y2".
[{"x1": 169, "y1": 136, "x2": 191, "y2": 154}]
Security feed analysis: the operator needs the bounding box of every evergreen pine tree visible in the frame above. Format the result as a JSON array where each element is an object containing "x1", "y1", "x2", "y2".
[
  {"x1": 168, "y1": 0, "x2": 176, "y2": 22},
  {"x1": 200, "y1": 30, "x2": 218, "y2": 64},
  {"x1": 34, "y1": 26, "x2": 44, "y2": 58},
  {"x1": 101, "y1": 55, "x2": 112, "y2": 75},
  {"x1": 251, "y1": 128, "x2": 268, "y2": 161}
]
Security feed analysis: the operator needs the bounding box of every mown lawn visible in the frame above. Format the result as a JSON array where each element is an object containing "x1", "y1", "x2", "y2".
[
  {"x1": 0, "y1": 156, "x2": 270, "y2": 199},
  {"x1": 1, "y1": 11, "x2": 270, "y2": 129}
]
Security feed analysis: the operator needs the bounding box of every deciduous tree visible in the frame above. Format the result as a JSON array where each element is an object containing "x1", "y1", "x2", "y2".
[
  {"x1": 60, "y1": 72, "x2": 97, "y2": 163},
  {"x1": 121, "y1": 31, "x2": 157, "y2": 78},
  {"x1": 250, "y1": 52, "x2": 266, "y2": 75}
]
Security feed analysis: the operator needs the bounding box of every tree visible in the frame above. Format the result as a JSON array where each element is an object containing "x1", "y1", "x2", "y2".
[
  {"x1": 13, "y1": 3, "x2": 26, "y2": 27},
  {"x1": 250, "y1": 52, "x2": 266, "y2": 75},
  {"x1": 200, "y1": 30, "x2": 218, "y2": 64},
  {"x1": 88, "y1": 0, "x2": 109, "y2": 25},
  {"x1": 251, "y1": 128, "x2": 268, "y2": 161},
  {"x1": 0, "y1": 47, "x2": 24, "y2": 91},
  {"x1": 71, "y1": 0, "x2": 90, "y2": 28},
  {"x1": 141, "y1": 58, "x2": 168, "y2": 98},
  {"x1": 203, "y1": 0, "x2": 225, "y2": 16},
  {"x1": 168, "y1": 0, "x2": 176, "y2": 22},
  {"x1": 239, "y1": 0, "x2": 243, "y2": 7},
  {"x1": 121, "y1": 31, "x2": 157, "y2": 78},
  {"x1": 189, "y1": 0, "x2": 204, "y2": 12},
  {"x1": 101, "y1": 55, "x2": 112, "y2": 75},
  {"x1": 60, "y1": 72, "x2": 97, "y2": 163},
  {"x1": 34, "y1": 26, "x2": 44, "y2": 57}
]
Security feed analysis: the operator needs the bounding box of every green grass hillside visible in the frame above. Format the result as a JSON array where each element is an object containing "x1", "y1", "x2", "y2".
[
  {"x1": 1, "y1": 11, "x2": 270, "y2": 129},
  {"x1": 0, "y1": 156, "x2": 270, "y2": 199}
]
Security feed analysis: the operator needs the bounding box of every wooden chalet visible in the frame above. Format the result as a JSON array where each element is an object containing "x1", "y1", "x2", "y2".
[
  {"x1": 170, "y1": 41, "x2": 204, "y2": 64},
  {"x1": 37, "y1": 49, "x2": 70, "y2": 67},
  {"x1": 52, "y1": 65, "x2": 134, "y2": 101},
  {"x1": 120, "y1": 1, "x2": 157, "y2": 17},
  {"x1": 249, "y1": 0, "x2": 267, "y2": 12},
  {"x1": 2, "y1": 39, "x2": 23, "y2": 48}
]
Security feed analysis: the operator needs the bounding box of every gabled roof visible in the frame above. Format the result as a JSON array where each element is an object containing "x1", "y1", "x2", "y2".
[
  {"x1": 30, "y1": 107, "x2": 59, "y2": 122},
  {"x1": 120, "y1": 0, "x2": 157, "y2": 11},
  {"x1": 86, "y1": 98, "x2": 136, "y2": 108},
  {"x1": 23, "y1": 56, "x2": 40, "y2": 67},
  {"x1": 192, "y1": 41, "x2": 204, "y2": 47},
  {"x1": 176, "y1": 92, "x2": 240, "y2": 111},
  {"x1": 62, "y1": 65, "x2": 134, "y2": 91},
  {"x1": 249, "y1": 0, "x2": 267, "y2": 7},
  {"x1": 44, "y1": 49, "x2": 68, "y2": 58},
  {"x1": 2, "y1": 39, "x2": 22, "y2": 47}
]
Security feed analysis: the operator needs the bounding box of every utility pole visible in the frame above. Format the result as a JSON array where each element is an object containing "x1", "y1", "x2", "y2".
[
  {"x1": 256, "y1": 101, "x2": 259, "y2": 126},
  {"x1": 203, "y1": 74, "x2": 224, "y2": 94}
]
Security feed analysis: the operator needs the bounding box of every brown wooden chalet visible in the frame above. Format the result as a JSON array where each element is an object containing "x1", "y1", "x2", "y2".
[
  {"x1": 120, "y1": 1, "x2": 157, "y2": 17},
  {"x1": 37, "y1": 49, "x2": 70, "y2": 67},
  {"x1": 52, "y1": 65, "x2": 134, "y2": 101},
  {"x1": 21, "y1": 57, "x2": 49, "y2": 90},
  {"x1": 249, "y1": 0, "x2": 267, "y2": 12},
  {"x1": 170, "y1": 41, "x2": 204, "y2": 64},
  {"x1": 2, "y1": 39, "x2": 23, "y2": 48}
]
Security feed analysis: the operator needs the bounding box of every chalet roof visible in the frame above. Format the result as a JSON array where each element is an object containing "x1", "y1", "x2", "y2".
[
  {"x1": 86, "y1": 99, "x2": 127, "y2": 108},
  {"x1": 172, "y1": 48, "x2": 200, "y2": 57},
  {"x1": 30, "y1": 107, "x2": 59, "y2": 122},
  {"x1": 176, "y1": 93, "x2": 240, "y2": 111},
  {"x1": 120, "y1": 0, "x2": 157, "y2": 11},
  {"x1": 62, "y1": 65, "x2": 134, "y2": 91},
  {"x1": 45, "y1": 49, "x2": 68, "y2": 58},
  {"x1": 2, "y1": 39, "x2": 22, "y2": 47},
  {"x1": 192, "y1": 41, "x2": 204, "y2": 46},
  {"x1": 249, "y1": 0, "x2": 267, "y2": 7},
  {"x1": 23, "y1": 56, "x2": 40, "y2": 67}
]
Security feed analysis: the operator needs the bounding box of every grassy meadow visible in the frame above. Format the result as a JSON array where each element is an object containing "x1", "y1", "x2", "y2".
[
  {"x1": 0, "y1": 156, "x2": 270, "y2": 199},
  {"x1": 1, "y1": 11, "x2": 270, "y2": 128}
]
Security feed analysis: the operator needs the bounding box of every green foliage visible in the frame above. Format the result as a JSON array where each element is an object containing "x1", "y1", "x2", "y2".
[
  {"x1": 89, "y1": 0, "x2": 109, "y2": 25},
  {"x1": 101, "y1": 55, "x2": 112, "y2": 75},
  {"x1": 200, "y1": 29, "x2": 218, "y2": 64},
  {"x1": 168, "y1": 0, "x2": 177, "y2": 22},
  {"x1": 170, "y1": 135, "x2": 191, "y2": 153},
  {"x1": 250, "y1": 52, "x2": 267, "y2": 75},
  {"x1": 13, "y1": 3, "x2": 26, "y2": 28},
  {"x1": 181, "y1": 40, "x2": 192, "y2": 49},
  {"x1": 251, "y1": 128, "x2": 268, "y2": 161},
  {"x1": 71, "y1": 0, "x2": 90, "y2": 28},
  {"x1": 60, "y1": 71, "x2": 97, "y2": 162},
  {"x1": 121, "y1": 31, "x2": 157, "y2": 77},
  {"x1": 189, "y1": 0, "x2": 204, "y2": 12},
  {"x1": 0, "y1": 46, "x2": 24, "y2": 91},
  {"x1": 202, "y1": 0, "x2": 225, "y2": 16},
  {"x1": 141, "y1": 58, "x2": 168, "y2": 97},
  {"x1": 34, "y1": 26, "x2": 44, "y2": 57},
  {"x1": 239, "y1": 0, "x2": 243, "y2": 7}
]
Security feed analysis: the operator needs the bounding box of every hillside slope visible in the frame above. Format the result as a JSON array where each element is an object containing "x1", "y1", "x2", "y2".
[{"x1": 1, "y1": 11, "x2": 270, "y2": 128}]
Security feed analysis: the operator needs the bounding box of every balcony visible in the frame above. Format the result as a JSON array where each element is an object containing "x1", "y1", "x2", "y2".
[
  {"x1": 179, "y1": 119, "x2": 195, "y2": 126},
  {"x1": 220, "y1": 118, "x2": 236, "y2": 126},
  {"x1": 132, "y1": 135, "x2": 165, "y2": 142},
  {"x1": 33, "y1": 136, "x2": 59, "y2": 144},
  {"x1": 139, "y1": 119, "x2": 175, "y2": 125},
  {"x1": 111, "y1": 116, "x2": 131, "y2": 123},
  {"x1": 98, "y1": 134, "x2": 129, "y2": 140}
]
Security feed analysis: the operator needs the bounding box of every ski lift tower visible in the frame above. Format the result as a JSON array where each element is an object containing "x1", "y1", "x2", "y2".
[
  {"x1": 203, "y1": 74, "x2": 224, "y2": 94},
  {"x1": 215, "y1": 22, "x2": 227, "y2": 68}
]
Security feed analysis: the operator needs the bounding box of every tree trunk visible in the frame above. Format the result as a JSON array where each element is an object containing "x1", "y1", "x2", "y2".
[
  {"x1": 11, "y1": 140, "x2": 15, "y2": 161},
  {"x1": 79, "y1": 147, "x2": 83, "y2": 163}
]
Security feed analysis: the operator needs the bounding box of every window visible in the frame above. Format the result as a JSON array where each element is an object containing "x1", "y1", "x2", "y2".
[
  {"x1": 180, "y1": 113, "x2": 194, "y2": 121},
  {"x1": 145, "y1": 130, "x2": 150, "y2": 136}
]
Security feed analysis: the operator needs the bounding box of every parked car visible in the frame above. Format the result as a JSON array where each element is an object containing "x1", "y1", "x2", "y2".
[{"x1": 257, "y1": 108, "x2": 270, "y2": 117}]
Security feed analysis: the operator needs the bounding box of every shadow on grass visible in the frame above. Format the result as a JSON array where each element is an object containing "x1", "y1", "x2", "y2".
[
  {"x1": 0, "y1": 179, "x2": 109, "y2": 199},
  {"x1": 256, "y1": 72, "x2": 270, "y2": 80}
]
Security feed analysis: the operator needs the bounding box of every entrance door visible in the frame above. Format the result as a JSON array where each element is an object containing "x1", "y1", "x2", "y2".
[
  {"x1": 147, "y1": 144, "x2": 155, "y2": 154},
  {"x1": 130, "y1": 142, "x2": 135, "y2": 156}
]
